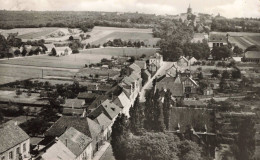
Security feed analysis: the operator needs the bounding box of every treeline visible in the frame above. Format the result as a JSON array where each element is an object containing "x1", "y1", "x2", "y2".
[
  {"x1": 0, "y1": 34, "x2": 47, "y2": 58},
  {"x1": 153, "y1": 20, "x2": 210, "y2": 61},
  {"x1": 0, "y1": 10, "x2": 158, "y2": 30},
  {"x1": 103, "y1": 39, "x2": 152, "y2": 48},
  {"x1": 211, "y1": 18, "x2": 260, "y2": 32}
]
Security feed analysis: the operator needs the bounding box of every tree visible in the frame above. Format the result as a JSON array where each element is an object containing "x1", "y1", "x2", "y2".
[
  {"x1": 231, "y1": 70, "x2": 241, "y2": 79},
  {"x1": 16, "y1": 89, "x2": 22, "y2": 97},
  {"x1": 233, "y1": 46, "x2": 243, "y2": 55},
  {"x1": 14, "y1": 49, "x2": 21, "y2": 56},
  {"x1": 129, "y1": 95, "x2": 144, "y2": 135},
  {"x1": 210, "y1": 69, "x2": 220, "y2": 78},
  {"x1": 211, "y1": 46, "x2": 232, "y2": 60},
  {"x1": 0, "y1": 111, "x2": 4, "y2": 123},
  {"x1": 163, "y1": 90, "x2": 171, "y2": 129},
  {"x1": 198, "y1": 72, "x2": 203, "y2": 80},
  {"x1": 221, "y1": 70, "x2": 230, "y2": 79},
  {"x1": 232, "y1": 118, "x2": 256, "y2": 160},
  {"x1": 178, "y1": 140, "x2": 202, "y2": 160},
  {"x1": 111, "y1": 114, "x2": 129, "y2": 160},
  {"x1": 51, "y1": 48, "x2": 57, "y2": 56},
  {"x1": 21, "y1": 48, "x2": 27, "y2": 56}
]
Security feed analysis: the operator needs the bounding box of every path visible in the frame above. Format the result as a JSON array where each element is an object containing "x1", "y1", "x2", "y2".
[
  {"x1": 92, "y1": 142, "x2": 111, "y2": 160},
  {"x1": 139, "y1": 61, "x2": 174, "y2": 102}
]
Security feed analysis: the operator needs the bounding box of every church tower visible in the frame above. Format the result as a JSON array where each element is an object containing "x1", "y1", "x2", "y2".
[{"x1": 187, "y1": 4, "x2": 192, "y2": 14}]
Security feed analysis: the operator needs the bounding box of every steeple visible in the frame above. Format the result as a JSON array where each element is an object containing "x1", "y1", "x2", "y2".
[{"x1": 187, "y1": 3, "x2": 192, "y2": 14}]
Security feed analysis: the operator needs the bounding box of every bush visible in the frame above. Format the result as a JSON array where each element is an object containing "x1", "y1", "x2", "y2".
[{"x1": 72, "y1": 49, "x2": 79, "y2": 54}]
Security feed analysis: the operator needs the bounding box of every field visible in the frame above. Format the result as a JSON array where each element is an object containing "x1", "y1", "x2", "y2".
[
  {"x1": 83, "y1": 26, "x2": 160, "y2": 46},
  {"x1": 0, "y1": 27, "x2": 81, "y2": 41},
  {"x1": 0, "y1": 47, "x2": 157, "y2": 84},
  {"x1": 210, "y1": 32, "x2": 260, "y2": 50}
]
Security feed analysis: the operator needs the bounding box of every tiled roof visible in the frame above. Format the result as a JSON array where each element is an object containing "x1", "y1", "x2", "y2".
[
  {"x1": 122, "y1": 76, "x2": 134, "y2": 86},
  {"x1": 129, "y1": 72, "x2": 140, "y2": 81},
  {"x1": 87, "y1": 84, "x2": 112, "y2": 92},
  {"x1": 156, "y1": 76, "x2": 183, "y2": 97},
  {"x1": 168, "y1": 107, "x2": 214, "y2": 133},
  {"x1": 55, "y1": 47, "x2": 72, "y2": 52},
  {"x1": 129, "y1": 63, "x2": 141, "y2": 73},
  {"x1": 87, "y1": 95, "x2": 109, "y2": 111},
  {"x1": 78, "y1": 92, "x2": 98, "y2": 99},
  {"x1": 245, "y1": 51, "x2": 260, "y2": 59},
  {"x1": 208, "y1": 34, "x2": 227, "y2": 43},
  {"x1": 178, "y1": 56, "x2": 189, "y2": 63},
  {"x1": 41, "y1": 140, "x2": 76, "y2": 160},
  {"x1": 63, "y1": 99, "x2": 85, "y2": 108},
  {"x1": 134, "y1": 61, "x2": 146, "y2": 69},
  {"x1": 89, "y1": 99, "x2": 122, "y2": 120},
  {"x1": 59, "y1": 127, "x2": 92, "y2": 157},
  {"x1": 63, "y1": 108, "x2": 84, "y2": 115},
  {"x1": 94, "y1": 113, "x2": 112, "y2": 129},
  {"x1": 113, "y1": 92, "x2": 131, "y2": 109},
  {"x1": 0, "y1": 123, "x2": 29, "y2": 154},
  {"x1": 45, "y1": 116, "x2": 101, "y2": 138},
  {"x1": 44, "y1": 43, "x2": 55, "y2": 51}
]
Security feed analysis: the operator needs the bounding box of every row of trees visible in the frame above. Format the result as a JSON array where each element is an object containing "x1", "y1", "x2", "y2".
[{"x1": 103, "y1": 39, "x2": 148, "y2": 48}]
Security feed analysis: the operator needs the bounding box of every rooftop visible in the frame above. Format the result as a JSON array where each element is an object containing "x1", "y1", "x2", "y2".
[
  {"x1": 0, "y1": 123, "x2": 29, "y2": 154},
  {"x1": 244, "y1": 51, "x2": 260, "y2": 59},
  {"x1": 59, "y1": 127, "x2": 92, "y2": 157},
  {"x1": 63, "y1": 99, "x2": 85, "y2": 108}
]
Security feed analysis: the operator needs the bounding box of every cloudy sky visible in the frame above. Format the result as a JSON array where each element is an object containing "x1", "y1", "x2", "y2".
[{"x1": 0, "y1": 0, "x2": 259, "y2": 18}]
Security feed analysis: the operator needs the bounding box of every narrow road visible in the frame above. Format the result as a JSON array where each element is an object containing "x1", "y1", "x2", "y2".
[{"x1": 139, "y1": 61, "x2": 174, "y2": 102}]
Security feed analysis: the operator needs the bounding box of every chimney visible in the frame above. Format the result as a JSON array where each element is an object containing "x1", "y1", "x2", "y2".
[{"x1": 65, "y1": 139, "x2": 68, "y2": 147}]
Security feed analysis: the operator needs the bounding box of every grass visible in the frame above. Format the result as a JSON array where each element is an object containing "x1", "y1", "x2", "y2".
[{"x1": 83, "y1": 26, "x2": 160, "y2": 46}]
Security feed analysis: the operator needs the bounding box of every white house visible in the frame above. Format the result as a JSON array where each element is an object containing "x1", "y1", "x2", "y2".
[
  {"x1": 208, "y1": 33, "x2": 228, "y2": 50},
  {"x1": 188, "y1": 57, "x2": 198, "y2": 65},
  {"x1": 55, "y1": 47, "x2": 72, "y2": 56},
  {"x1": 0, "y1": 122, "x2": 30, "y2": 160},
  {"x1": 44, "y1": 43, "x2": 55, "y2": 54},
  {"x1": 149, "y1": 53, "x2": 163, "y2": 71}
]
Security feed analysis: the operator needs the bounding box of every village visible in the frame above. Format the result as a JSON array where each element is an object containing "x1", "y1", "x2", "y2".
[{"x1": 0, "y1": 3, "x2": 260, "y2": 160}]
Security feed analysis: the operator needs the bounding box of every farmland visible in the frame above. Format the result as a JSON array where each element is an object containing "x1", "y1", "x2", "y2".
[
  {"x1": 83, "y1": 26, "x2": 160, "y2": 46},
  {"x1": 0, "y1": 27, "x2": 81, "y2": 41},
  {"x1": 210, "y1": 31, "x2": 260, "y2": 50}
]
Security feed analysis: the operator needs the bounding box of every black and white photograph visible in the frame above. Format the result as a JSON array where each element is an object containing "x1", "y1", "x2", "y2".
[{"x1": 0, "y1": 0, "x2": 259, "y2": 160}]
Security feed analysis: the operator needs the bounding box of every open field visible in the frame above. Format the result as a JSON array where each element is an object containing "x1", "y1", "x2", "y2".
[
  {"x1": 0, "y1": 27, "x2": 81, "y2": 41},
  {"x1": 81, "y1": 47, "x2": 158, "y2": 57},
  {"x1": 0, "y1": 64, "x2": 77, "y2": 85},
  {"x1": 210, "y1": 31, "x2": 260, "y2": 50},
  {"x1": 83, "y1": 26, "x2": 160, "y2": 46}
]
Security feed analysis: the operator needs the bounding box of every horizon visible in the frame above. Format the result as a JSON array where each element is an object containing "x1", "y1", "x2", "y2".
[{"x1": 0, "y1": 0, "x2": 259, "y2": 18}]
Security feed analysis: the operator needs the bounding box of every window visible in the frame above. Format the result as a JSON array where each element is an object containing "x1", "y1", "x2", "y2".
[
  {"x1": 16, "y1": 147, "x2": 20, "y2": 154},
  {"x1": 23, "y1": 143, "x2": 26, "y2": 153},
  {"x1": 9, "y1": 151, "x2": 13, "y2": 159},
  {"x1": 185, "y1": 87, "x2": 191, "y2": 93}
]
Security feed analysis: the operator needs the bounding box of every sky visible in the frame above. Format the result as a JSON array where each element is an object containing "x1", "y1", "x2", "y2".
[{"x1": 0, "y1": 0, "x2": 259, "y2": 18}]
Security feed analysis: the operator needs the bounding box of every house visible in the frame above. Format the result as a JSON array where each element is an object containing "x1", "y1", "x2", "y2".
[
  {"x1": 121, "y1": 73, "x2": 142, "y2": 101},
  {"x1": 24, "y1": 45, "x2": 32, "y2": 53},
  {"x1": 55, "y1": 47, "x2": 72, "y2": 56},
  {"x1": 188, "y1": 57, "x2": 198, "y2": 65},
  {"x1": 203, "y1": 87, "x2": 214, "y2": 96},
  {"x1": 156, "y1": 76, "x2": 184, "y2": 101},
  {"x1": 0, "y1": 122, "x2": 30, "y2": 160},
  {"x1": 41, "y1": 139, "x2": 76, "y2": 160},
  {"x1": 8, "y1": 47, "x2": 20, "y2": 55},
  {"x1": 182, "y1": 76, "x2": 199, "y2": 98},
  {"x1": 87, "y1": 84, "x2": 112, "y2": 94},
  {"x1": 134, "y1": 60, "x2": 147, "y2": 70},
  {"x1": 62, "y1": 99, "x2": 85, "y2": 116},
  {"x1": 113, "y1": 91, "x2": 132, "y2": 117},
  {"x1": 59, "y1": 127, "x2": 93, "y2": 160},
  {"x1": 208, "y1": 33, "x2": 228, "y2": 50},
  {"x1": 77, "y1": 92, "x2": 98, "y2": 104},
  {"x1": 149, "y1": 53, "x2": 163, "y2": 71},
  {"x1": 44, "y1": 43, "x2": 55, "y2": 54},
  {"x1": 88, "y1": 99, "x2": 122, "y2": 123},
  {"x1": 94, "y1": 113, "x2": 113, "y2": 141},
  {"x1": 45, "y1": 116, "x2": 103, "y2": 154},
  {"x1": 177, "y1": 56, "x2": 189, "y2": 67},
  {"x1": 72, "y1": 35, "x2": 82, "y2": 42},
  {"x1": 243, "y1": 51, "x2": 260, "y2": 63},
  {"x1": 165, "y1": 64, "x2": 178, "y2": 77},
  {"x1": 128, "y1": 63, "x2": 141, "y2": 75},
  {"x1": 229, "y1": 57, "x2": 242, "y2": 63}
]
